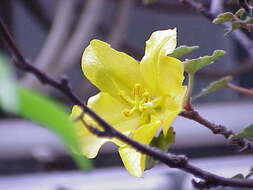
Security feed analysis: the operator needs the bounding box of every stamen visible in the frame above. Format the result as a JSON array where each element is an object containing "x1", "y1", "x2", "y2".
[
  {"x1": 133, "y1": 83, "x2": 141, "y2": 98},
  {"x1": 139, "y1": 102, "x2": 153, "y2": 112},
  {"x1": 123, "y1": 107, "x2": 137, "y2": 117},
  {"x1": 119, "y1": 90, "x2": 134, "y2": 104},
  {"x1": 142, "y1": 92, "x2": 150, "y2": 103}
]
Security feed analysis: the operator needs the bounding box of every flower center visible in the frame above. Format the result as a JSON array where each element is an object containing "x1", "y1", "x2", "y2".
[{"x1": 119, "y1": 84, "x2": 163, "y2": 119}]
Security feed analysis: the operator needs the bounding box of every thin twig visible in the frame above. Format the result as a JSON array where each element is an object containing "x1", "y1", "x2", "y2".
[
  {"x1": 180, "y1": 109, "x2": 253, "y2": 151},
  {"x1": 1, "y1": 17, "x2": 253, "y2": 189},
  {"x1": 227, "y1": 83, "x2": 253, "y2": 97}
]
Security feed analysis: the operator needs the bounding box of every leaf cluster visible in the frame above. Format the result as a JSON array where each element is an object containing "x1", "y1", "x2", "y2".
[{"x1": 213, "y1": 9, "x2": 253, "y2": 34}]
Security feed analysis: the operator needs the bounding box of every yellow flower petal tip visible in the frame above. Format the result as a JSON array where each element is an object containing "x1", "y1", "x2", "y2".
[
  {"x1": 73, "y1": 28, "x2": 186, "y2": 177},
  {"x1": 119, "y1": 147, "x2": 145, "y2": 177}
]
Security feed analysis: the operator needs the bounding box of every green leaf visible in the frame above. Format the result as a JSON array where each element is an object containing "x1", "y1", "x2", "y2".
[
  {"x1": 16, "y1": 87, "x2": 91, "y2": 170},
  {"x1": 232, "y1": 173, "x2": 244, "y2": 179},
  {"x1": 145, "y1": 127, "x2": 175, "y2": 170},
  {"x1": 230, "y1": 124, "x2": 253, "y2": 142},
  {"x1": 194, "y1": 76, "x2": 232, "y2": 100},
  {"x1": 184, "y1": 50, "x2": 226, "y2": 74},
  {"x1": 235, "y1": 8, "x2": 246, "y2": 17},
  {"x1": 213, "y1": 12, "x2": 234, "y2": 24},
  {"x1": 0, "y1": 55, "x2": 91, "y2": 170},
  {"x1": 0, "y1": 54, "x2": 19, "y2": 113},
  {"x1": 169, "y1": 45, "x2": 199, "y2": 58}
]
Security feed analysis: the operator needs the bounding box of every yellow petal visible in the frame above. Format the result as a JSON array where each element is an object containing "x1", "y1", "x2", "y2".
[
  {"x1": 119, "y1": 118, "x2": 161, "y2": 177},
  {"x1": 140, "y1": 28, "x2": 184, "y2": 96},
  {"x1": 71, "y1": 92, "x2": 140, "y2": 158},
  {"x1": 157, "y1": 56, "x2": 185, "y2": 96},
  {"x1": 132, "y1": 116, "x2": 161, "y2": 144},
  {"x1": 71, "y1": 105, "x2": 108, "y2": 158},
  {"x1": 82, "y1": 40, "x2": 143, "y2": 100},
  {"x1": 119, "y1": 147, "x2": 146, "y2": 177},
  {"x1": 87, "y1": 92, "x2": 138, "y2": 132},
  {"x1": 157, "y1": 86, "x2": 187, "y2": 135},
  {"x1": 161, "y1": 110, "x2": 180, "y2": 135}
]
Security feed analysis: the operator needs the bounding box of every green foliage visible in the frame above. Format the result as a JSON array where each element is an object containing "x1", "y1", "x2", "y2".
[
  {"x1": 18, "y1": 89, "x2": 91, "y2": 170},
  {"x1": 145, "y1": 127, "x2": 175, "y2": 170},
  {"x1": 232, "y1": 167, "x2": 253, "y2": 179},
  {"x1": 184, "y1": 50, "x2": 226, "y2": 74},
  {"x1": 0, "y1": 54, "x2": 19, "y2": 113},
  {"x1": 230, "y1": 124, "x2": 253, "y2": 142},
  {"x1": 169, "y1": 45, "x2": 199, "y2": 58},
  {"x1": 194, "y1": 76, "x2": 232, "y2": 100},
  {"x1": 213, "y1": 9, "x2": 253, "y2": 35},
  {"x1": 232, "y1": 173, "x2": 244, "y2": 179},
  {"x1": 0, "y1": 58, "x2": 91, "y2": 170},
  {"x1": 213, "y1": 12, "x2": 234, "y2": 24},
  {"x1": 235, "y1": 8, "x2": 246, "y2": 17}
]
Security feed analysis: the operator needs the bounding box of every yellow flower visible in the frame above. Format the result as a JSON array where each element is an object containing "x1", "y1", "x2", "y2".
[{"x1": 71, "y1": 28, "x2": 186, "y2": 177}]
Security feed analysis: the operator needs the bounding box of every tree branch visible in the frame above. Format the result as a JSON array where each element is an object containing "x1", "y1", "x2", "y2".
[
  {"x1": 180, "y1": 109, "x2": 253, "y2": 151},
  {"x1": 227, "y1": 83, "x2": 253, "y2": 97},
  {"x1": 1, "y1": 17, "x2": 253, "y2": 189}
]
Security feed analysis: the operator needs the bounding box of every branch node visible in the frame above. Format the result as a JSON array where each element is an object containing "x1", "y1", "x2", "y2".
[{"x1": 60, "y1": 76, "x2": 70, "y2": 89}]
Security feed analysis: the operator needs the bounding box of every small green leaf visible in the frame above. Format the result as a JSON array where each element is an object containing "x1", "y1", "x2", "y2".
[
  {"x1": 213, "y1": 12, "x2": 234, "y2": 24},
  {"x1": 184, "y1": 50, "x2": 226, "y2": 74},
  {"x1": 194, "y1": 76, "x2": 232, "y2": 100},
  {"x1": 235, "y1": 8, "x2": 246, "y2": 17},
  {"x1": 169, "y1": 45, "x2": 199, "y2": 58},
  {"x1": 16, "y1": 87, "x2": 91, "y2": 170},
  {"x1": 145, "y1": 127, "x2": 175, "y2": 170},
  {"x1": 0, "y1": 56, "x2": 91, "y2": 170},
  {"x1": 230, "y1": 124, "x2": 253, "y2": 142},
  {"x1": 0, "y1": 54, "x2": 19, "y2": 113},
  {"x1": 232, "y1": 173, "x2": 244, "y2": 179}
]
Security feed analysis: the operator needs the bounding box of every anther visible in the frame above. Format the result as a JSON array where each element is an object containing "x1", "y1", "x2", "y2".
[
  {"x1": 119, "y1": 90, "x2": 134, "y2": 104},
  {"x1": 139, "y1": 102, "x2": 153, "y2": 112},
  {"x1": 142, "y1": 92, "x2": 150, "y2": 103},
  {"x1": 133, "y1": 83, "x2": 141, "y2": 98},
  {"x1": 123, "y1": 107, "x2": 137, "y2": 117},
  {"x1": 139, "y1": 105, "x2": 147, "y2": 112}
]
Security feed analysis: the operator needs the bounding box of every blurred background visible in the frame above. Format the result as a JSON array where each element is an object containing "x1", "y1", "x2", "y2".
[{"x1": 0, "y1": 0, "x2": 252, "y2": 189}]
